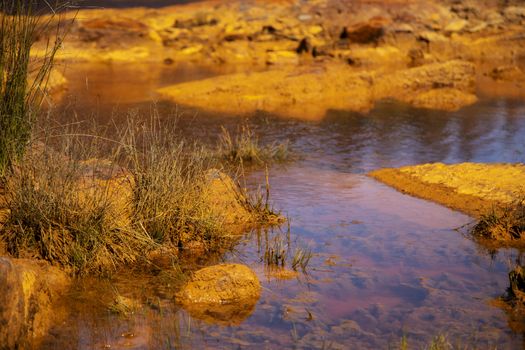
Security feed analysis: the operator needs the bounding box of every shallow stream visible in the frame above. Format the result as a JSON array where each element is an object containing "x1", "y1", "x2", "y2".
[{"x1": 43, "y1": 61, "x2": 525, "y2": 349}]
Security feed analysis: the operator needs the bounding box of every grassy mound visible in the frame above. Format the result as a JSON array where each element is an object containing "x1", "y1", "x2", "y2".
[{"x1": 0, "y1": 119, "x2": 285, "y2": 275}]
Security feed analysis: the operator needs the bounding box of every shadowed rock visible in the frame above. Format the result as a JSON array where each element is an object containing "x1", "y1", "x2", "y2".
[{"x1": 0, "y1": 257, "x2": 70, "y2": 349}]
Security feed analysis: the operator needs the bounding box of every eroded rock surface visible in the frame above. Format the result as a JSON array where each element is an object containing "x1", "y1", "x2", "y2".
[{"x1": 0, "y1": 257, "x2": 70, "y2": 349}]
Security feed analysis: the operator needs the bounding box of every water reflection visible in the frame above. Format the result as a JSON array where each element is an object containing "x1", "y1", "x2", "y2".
[{"x1": 41, "y1": 63, "x2": 525, "y2": 348}]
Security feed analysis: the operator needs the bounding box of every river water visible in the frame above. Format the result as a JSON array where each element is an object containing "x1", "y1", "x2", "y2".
[{"x1": 43, "y1": 61, "x2": 525, "y2": 349}]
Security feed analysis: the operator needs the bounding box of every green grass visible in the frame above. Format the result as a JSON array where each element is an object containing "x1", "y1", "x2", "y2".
[{"x1": 0, "y1": 0, "x2": 65, "y2": 176}]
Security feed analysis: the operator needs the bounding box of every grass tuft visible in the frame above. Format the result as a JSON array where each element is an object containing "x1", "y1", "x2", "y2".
[
  {"x1": 217, "y1": 125, "x2": 289, "y2": 166},
  {"x1": 1, "y1": 129, "x2": 154, "y2": 274},
  {"x1": 122, "y1": 117, "x2": 223, "y2": 248},
  {"x1": 291, "y1": 247, "x2": 313, "y2": 271},
  {"x1": 0, "y1": 0, "x2": 66, "y2": 176},
  {"x1": 258, "y1": 227, "x2": 312, "y2": 272},
  {"x1": 471, "y1": 200, "x2": 525, "y2": 242},
  {"x1": 264, "y1": 234, "x2": 287, "y2": 267}
]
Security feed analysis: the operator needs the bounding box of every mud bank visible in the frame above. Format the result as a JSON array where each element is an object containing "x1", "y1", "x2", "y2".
[
  {"x1": 32, "y1": 0, "x2": 525, "y2": 118},
  {"x1": 369, "y1": 163, "x2": 525, "y2": 217}
]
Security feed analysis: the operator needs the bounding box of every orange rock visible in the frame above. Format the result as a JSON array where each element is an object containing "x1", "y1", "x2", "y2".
[{"x1": 176, "y1": 264, "x2": 260, "y2": 325}]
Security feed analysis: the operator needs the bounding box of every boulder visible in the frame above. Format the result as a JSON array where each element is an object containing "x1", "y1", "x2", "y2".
[
  {"x1": 176, "y1": 264, "x2": 260, "y2": 325},
  {"x1": 202, "y1": 169, "x2": 254, "y2": 227},
  {"x1": 77, "y1": 159, "x2": 134, "y2": 229},
  {"x1": 45, "y1": 68, "x2": 67, "y2": 94},
  {"x1": 27, "y1": 67, "x2": 67, "y2": 95},
  {"x1": 0, "y1": 257, "x2": 70, "y2": 349},
  {"x1": 340, "y1": 17, "x2": 388, "y2": 45}
]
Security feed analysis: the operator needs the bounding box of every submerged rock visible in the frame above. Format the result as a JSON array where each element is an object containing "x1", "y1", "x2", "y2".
[
  {"x1": 0, "y1": 257, "x2": 70, "y2": 349},
  {"x1": 176, "y1": 264, "x2": 261, "y2": 325}
]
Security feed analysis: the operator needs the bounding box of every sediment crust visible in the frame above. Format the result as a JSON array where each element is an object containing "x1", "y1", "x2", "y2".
[{"x1": 369, "y1": 163, "x2": 525, "y2": 217}]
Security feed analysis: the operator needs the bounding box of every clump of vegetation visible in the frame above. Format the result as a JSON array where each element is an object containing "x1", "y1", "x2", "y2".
[
  {"x1": 291, "y1": 247, "x2": 313, "y2": 272},
  {"x1": 470, "y1": 200, "x2": 525, "y2": 242},
  {"x1": 0, "y1": 1, "x2": 289, "y2": 275},
  {"x1": 264, "y1": 234, "x2": 287, "y2": 267},
  {"x1": 1, "y1": 130, "x2": 154, "y2": 274},
  {"x1": 122, "y1": 117, "x2": 223, "y2": 248},
  {"x1": 0, "y1": 0, "x2": 65, "y2": 176},
  {"x1": 508, "y1": 265, "x2": 525, "y2": 302},
  {"x1": 258, "y1": 227, "x2": 313, "y2": 272},
  {"x1": 236, "y1": 167, "x2": 285, "y2": 226},
  {"x1": 0, "y1": 116, "x2": 286, "y2": 274},
  {"x1": 397, "y1": 334, "x2": 469, "y2": 350},
  {"x1": 217, "y1": 125, "x2": 289, "y2": 166}
]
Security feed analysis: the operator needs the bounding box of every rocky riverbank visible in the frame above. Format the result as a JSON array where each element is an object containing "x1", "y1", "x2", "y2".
[{"x1": 34, "y1": 0, "x2": 525, "y2": 118}]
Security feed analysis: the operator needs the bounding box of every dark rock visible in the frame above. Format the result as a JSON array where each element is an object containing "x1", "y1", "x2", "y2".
[
  {"x1": 340, "y1": 17, "x2": 388, "y2": 45},
  {"x1": 174, "y1": 16, "x2": 218, "y2": 29},
  {"x1": 296, "y1": 38, "x2": 311, "y2": 54},
  {"x1": 408, "y1": 48, "x2": 425, "y2": 67},
  {"x1": 450, "y1": 3, "x2": 480, "y2": 20},
  {"x1": 223, "y1": 33, "x2": 246, "y2": 42},
  {"x1": 509, "y1": 265, "x2": 525, "y2": 300},
  {"x1": 262, "y1": 25, "x2": 278, "y2": 34}
]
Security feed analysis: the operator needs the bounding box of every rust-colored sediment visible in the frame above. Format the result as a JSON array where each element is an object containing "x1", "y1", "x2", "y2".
[{"x1": 369, "y1": 163, "x2": 525, "y2": 218}]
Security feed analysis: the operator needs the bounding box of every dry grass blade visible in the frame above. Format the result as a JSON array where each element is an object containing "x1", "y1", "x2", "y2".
[{"x1": 217, "y1": 125, "x2": 289, "y2": 166}]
